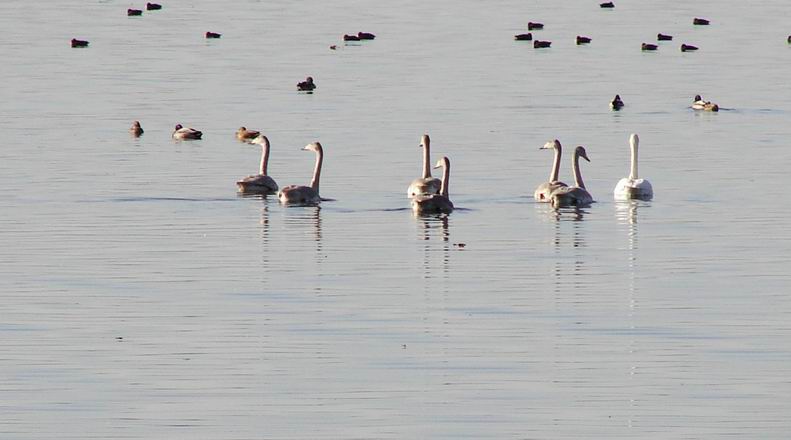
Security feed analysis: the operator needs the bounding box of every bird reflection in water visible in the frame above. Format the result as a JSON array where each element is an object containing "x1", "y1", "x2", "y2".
[
  {"x1": 549, "y1": 206, "x2": 587, "y2": 293},
  {"x1": 282, "y1": 205, "x2": 323, "y2": 261},
  {"x1": 416, "y1": 213, "x2": 451, "y2": 280}
]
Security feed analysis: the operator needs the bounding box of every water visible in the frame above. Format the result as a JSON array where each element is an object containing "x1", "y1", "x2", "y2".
[{"x1": 2, "y1": 0, "x2": 790, "y2": 438}]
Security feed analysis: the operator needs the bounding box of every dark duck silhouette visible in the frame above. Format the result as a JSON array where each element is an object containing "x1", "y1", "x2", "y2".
[{"x1": 297, "y1": 77, "x2": 316, "y2": 91}]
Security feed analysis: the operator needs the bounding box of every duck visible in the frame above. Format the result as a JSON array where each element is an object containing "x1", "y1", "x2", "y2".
[
  {"x1": 297, "y1": 77, "x2": 316, "y2": 91},
  {"x1": 127, "y1": 8, "x2": 143, "y2": 16},
  {"x1": 613, "y1": 134, "x2": 653, "y2": 200},
  {"x1": 514, "y1": 33, "x2": 533, "y2": 41},
  {"x1": 576, "y1": 36, "x2": 592, "y2": 45},
  {"x1": 71, "y1": 38, "x2": 89, "y2": 48},
  {"x1": 642, "y1": 43, "x2": 658, "y2": 51},
  {"x1": 681, "y1": 43, "x2": 698, "y2": 52},
  {"x1": 528, "y1": 22, "x2": 544, "y2": 30},
  {"x1": 412, "y1": 157, "x2": 454, "y2": 215},
  {"x1": 610, "y1": 94, "x2": 624, "y2": 110},
  {"x1": 534, "y1": 139, "x2": 568, "y2": 202},
  {"x1": 408, "y1": 134, "x2": 442, "y2": 198},
  {"x1": 549, "y1": 146, "x2": 593, "y2": 208},
  {"x1": 146, "y1": 3, "x2": 162, "y2": 10},
  {"x1": 343, "y1": 34, "x2": 361, "y2": 41},
  {"x1": 357, "y1": 32, "x2": 376, "y2": 40},
  {"x1": 693, "y1": 18, "x2": 710, "y2": 25},
  {"x1": 129, "y1": 121, "x2": 144, "y2": 137},
  {"x1": 534, "y1": 40, "x2": 551, "y2": 48},
  {"x1": 205, "y1": 31, "x2": 221, "y2": 39},
  {"x1": 692, "y1": 95, "x2": 719, "y2": 111},
  {"x1": 600, "y1": 2, "x2": 615, "y2": 8},
  {"x1": 237, "y1": 135, "x2": 278, "y2": 194},
  {"x1": 172, "y1": 124, "x2": 202, "y2": 140},
  {"x1": 788, "y1": 35, "x2": 791, "y2": 44},
  {"x1": 278, "y1": 142, "x2": 324, "y2": 205},
  {"x1": 236, "y1": 127, "x2": 260, "y2": 143},
  {"x1": 329, "y1": 45, "x2": 337, "y2": 50},
  {"x1": 657, "y1": 33, "x2": 673, "y2": 41}
]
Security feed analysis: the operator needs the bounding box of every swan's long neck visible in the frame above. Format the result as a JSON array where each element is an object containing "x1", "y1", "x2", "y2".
[
  {"x1": 550, "y1": 141, "x2": 562, "y2": 182},
  {"x1": 422, "y1": 140, "x2": 432, "y2": 179},
  {"x1": 573, "y1": 150, "x2": 586, "y2": 189},
  {"x1": 439, "y1": 159, "x2": 450, "y2": 197},
  {"x1": 629, "y1": 136, "x2": 639, "y2": 180},
  {"x1": 310, "y1": 148, "x2": 323, "y2": 193},
  {"x1": 259, "y1": 140, "x2": 270, "y2": 176}
]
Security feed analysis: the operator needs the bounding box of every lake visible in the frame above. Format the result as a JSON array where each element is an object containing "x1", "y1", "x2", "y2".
[{"x1": 1, "y1": 0, "x2": 790, "y2": 438}]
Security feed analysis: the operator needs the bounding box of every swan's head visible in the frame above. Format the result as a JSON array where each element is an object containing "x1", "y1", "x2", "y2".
[
  {"x1": 694, "y1": 94, "x2": 702, "y2": 102},
  {"x1": 174, "y1": 124, "x2": 183, "y2": 131},
  {"x1": 575, "y1": 146, "x2": 590, "y2": 162},
  {"x1": 630, "y1": 133, "x2": 639, "y2": 146},
  {"x1": 433, "y1": 156, "x2": 450, "y2": 169},
  {"x1": 303, "y1": 142, "x2": 322, "y2": 153},
  {"x1": 420, "y1": 134, "x2": 430, "y2": 148},
  {"x1": 541, "y1": 139, "x2": 560, "y2": 150},
  {"x1": 252, "y1": 134, "x2": 269, "y2": 146}
]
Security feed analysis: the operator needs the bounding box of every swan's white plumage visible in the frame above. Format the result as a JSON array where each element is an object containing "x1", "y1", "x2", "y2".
[{"x1": 613, "y1": 133, "x2": 653, "y2": 200}]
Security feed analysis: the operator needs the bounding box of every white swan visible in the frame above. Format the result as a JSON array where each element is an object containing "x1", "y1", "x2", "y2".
[
  {"x1": 237, "y1": 135, "x2": 279, "y2": 194},
  {"x1": 278, "y1": 142, "x2": 323, "y2": 205},
  {"x1": 534, "y1": 139, "x2": 568, "y2": 202},
  {"x1": 412, "y1": 156, "x2": 454, "y2": 214},
  {"x1": 550, "y1": 146, "x2": 593, "y2": 208},
  {"x1": 172, "y1": 124, "x2": 202, "y2": 140},
  {"x1": 614, "y1": 133, "x2": 653, "y2": 200},
  {"x1": 407, "y1": 134, "x2": 442, "y2": 197}
]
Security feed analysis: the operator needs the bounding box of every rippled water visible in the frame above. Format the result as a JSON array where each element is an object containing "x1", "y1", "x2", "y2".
[{"x1": 2, "y1": 0, "x2": 791, "y2": 438}]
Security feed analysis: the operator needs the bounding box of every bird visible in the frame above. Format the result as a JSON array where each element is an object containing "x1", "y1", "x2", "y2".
[
  {"x1": 692, "y1": 95, "x2": 719, "y2": 111},
  {"x1": 600, "y1": 2, "x2": 615, "y2": 8},
  {"x1": 172, "y1": 124, "x2": 202, "y2": 140},
  {"x1": 534, "y1": 139, "x2": 568, "y2": 202},
  {"x1": 278, "y1": 142, "x2": 324, "y2": 205},
  {"x1": 71, "y1": 38, "x2": 89, "y2": 48},
  {"x1": 788, "y1": 35, "x2": 791, "y2": 44},
  {"x1": 128, "y1": 8, "x2": 143, "y2": 16},
  {"x1": 357, "y1": 32, "x2": 376, "y2": 40},
  {"x1": 205, "y1": 31, "x2": 221, "y2": 39},
  {"x1": 534, "y1": 40, "x2": 551, "y2": 48},
  {"x1": 657, "y1": 33, "x2": 673, "y2": 41},
  {"x1": 549, "y1": 146, "x2": 593, "y2": 208},
  {"x1": 146, "y1": 2, "x2": 162, "y2": 10},
  {"x1": 237, "y1": 135, "x2": 278, "y2": 194},
  {"x1": 236, "y1": 127, "x2": 260, "y2": 143},
  {"x1": 343, "y1": 34, "x2": 361, "y2": 41},
  {"x1": 614, "y1": 134, "x2": 653, "y2": 200},
  {"x1": 642, "y1": 43, "x2": 658, "y2": 51},
  {"x1": 412, "y1": 157, "x2": 454, "y2": 214},
  {"x1": 407, "y1": 134, "x2": 442, "y2": 198},
  {"x1": 129, "y1": 121, "x2": 144, "y2": 137},
  {"x1": 576, "y1": 36, "x2": 592, "y2": 45},
  {"x1": 297, "y1": 77, "x2": 316, "y2": 91},
  {"x1": 681, "y1": 44, "x2": 698, "y2": 52},
  {"x1": 514, "y1": 33, "x2": 533, "y2": 41},
  {"x1": 528, "y1": 22, "x2": 544, "y2": 30},
  {"x1": 329, "y1": 45, "x2": 337, "y2": 50},
  {"x1": 693, "y1": 18, "x2": 710, "y2": 25},
  {"x1": 610, "y1": 94, "x2": 624, "y2": 110}
]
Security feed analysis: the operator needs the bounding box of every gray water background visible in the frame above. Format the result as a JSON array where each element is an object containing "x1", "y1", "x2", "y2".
[{"x1": 1, "y1": 0, "x2": 790, "y2": 438}]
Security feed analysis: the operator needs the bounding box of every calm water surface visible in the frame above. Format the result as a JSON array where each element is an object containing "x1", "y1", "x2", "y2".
[{"x1": 2, "y1": 0, "x2": 790, "y2": 438}]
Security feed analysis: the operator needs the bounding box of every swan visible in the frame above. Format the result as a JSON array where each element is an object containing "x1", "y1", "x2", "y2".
[
  {"x1": 534, "y1": 139, "x2": 568, "y2": 202},
  {"x1": 129, "y1": 121, "x2": 143, "y2": 137},
  {"x1": 549, "y1": 146, "x2": 593, "y2": 208},
  {"x1": 412, "y1": 157, "x2": 454, "y2": 214},
  {"x1": 610, "y1": 94, "x2": 624, "y2": 110},
  {"x1": 407, "y1": 134, "x2": 442, "y2": 197},
  {"x1": 237, "y1": 135, "x2": 278, "y2": 194},
  {"x1": 614, "y1": 134, "x2": 653, "y2": 200},
  {"x1": 172, "y1": 124, "x2": 202, "y2": 140},
  {"x1": 236, "y1": 126, "x2": 260, "y2": 142},
  {"x1": 278, "y1": 142, "x2": 323, "y2": 205}
]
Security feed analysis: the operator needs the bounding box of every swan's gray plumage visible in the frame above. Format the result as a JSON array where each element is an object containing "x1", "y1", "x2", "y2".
[
  {"x1": 237, "y1": 135, "x2": 278, "y2": 194},
  {"x1": 278, "y1": 142, "x2": 323, "y2": 205}
]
